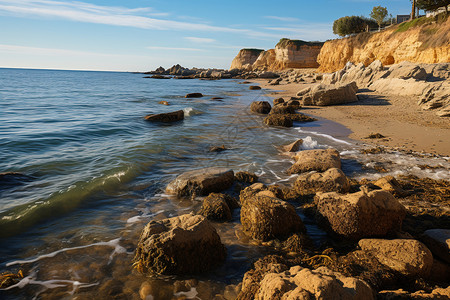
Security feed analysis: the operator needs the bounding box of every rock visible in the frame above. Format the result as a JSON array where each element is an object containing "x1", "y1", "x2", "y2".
[
  {"x1": 133, "y1": 214, "x2": 226, "y2": 274},
  {"x1": 383, "y1": 61, "x2": 428, "y2": 80},
  {"x1": 296, "y1": 82, "x2": 358, "y2": 106},
  {"x1": 185, "y1": 93, "x2": 203, "y2": 98},
  {"x1": 294, "y1": 168, "x2": 351, "y2": 196},
  {"x1": 230, "y1": 49, "x2": 264, "y2": 70},
  {"x1": 149, "y1": 75, "x2": 171, "y2": 79},
  {"x1": 315, "y1": 190, "x2": 407, "y2": 239},
  {"x1": 359, "y1": 239, "x2": 433, "y2": 277},
  {"x1": 258, "y1": 71, "x2": 279, "y2": 78},
  {"x1": 235, "y1": 171, "x2": 258, "y2": 184},
  {"x1": 269, "y1": 105, "x2": 295, "y2": 114},
  {"x1": 250, "y1": 101, "x2": 271, "y2": 114},
  {"x1": 144, "y1": 110, "x2": 184, "y2": 122},
  {"x1": 273, "y1": 97, "x2": 284, "y2": 105},
  {"x1": 374, "y1": 176, "x2": 409, "y2": 197},
  {"x1": 209, "y1": 145, "x2": 227, "y2": 152},
  {"x1": 166, "y1": 168, "x2": 234, "y2": 197},
  {"x1": 249, "y1": 85, "x2": 261, "y2": 90},
  {"x1": 421, "y1": 229, "x2": 450, "y2": 264},
  {"x1": 249, "y1": 265, "x2": 375, "y2": 300},
  {"x1": 283, "y1": 139, "x2": 303, "y2": 152},
  {"x1": 241, "y1": 195, "x2": 305, "y2": 241},
  {"x1": 379, "y1": 287, "x2": 450, "y2": 300},
  {"x1": 284, "y1": 99, "x2": 301, "y2": 109},
  {"x1": 199, "y1": 193, "x2": 236, "y2": 221},
  {"x1": 211, "y1": 97, "x2": 224, "y2": 100},
  {"x1": 263, "y1": 114, "x2": 293, "y2": 127},
  {"x1": 288, "y1": 113, "x2": 316, "y2": 122},
  {"x1": 365, "y1": 133, "x2": 385, "y2": 139},
  {"x1": 288, "y1": 148, "x2": 341, "y2": 174},
  {"x1": 158, "y1": 101, "x2": 169, "y2": 105}
]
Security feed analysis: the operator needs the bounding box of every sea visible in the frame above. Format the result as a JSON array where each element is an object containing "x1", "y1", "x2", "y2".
[{"x1": 0, "y1": 68, "x2": 448, "y2": 299}]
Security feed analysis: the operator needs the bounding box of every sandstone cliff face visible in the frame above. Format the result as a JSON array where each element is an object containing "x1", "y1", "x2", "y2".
[
  {"x1": 230, "y1": 49, "x2": 264, "y2": 70},
  {"x1": 230, "y1": 39, "x2": 324, "y2": 71},
  {"x1": 317, "y1": 17, "x2": 450, "y2": 73}
]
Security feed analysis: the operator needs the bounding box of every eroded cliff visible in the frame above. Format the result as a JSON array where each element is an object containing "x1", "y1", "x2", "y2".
[
  {"x1": 317, "y1": 16, "x2": 450, "y2": 73},
  {"x1": 230, "y1": 39, "x2": 323, "y2": 71}
]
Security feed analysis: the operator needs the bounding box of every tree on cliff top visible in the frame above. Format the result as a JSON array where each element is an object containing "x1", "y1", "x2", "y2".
[
  {"x1": 332, "y1": 16, "x2": 376, "y2": 36},
  {"x1": 416, "y1": 0, "x2": 450, "y2": 14},
  {"x1": 370, "y1": 6, "x2": 388, "y2": 30}
]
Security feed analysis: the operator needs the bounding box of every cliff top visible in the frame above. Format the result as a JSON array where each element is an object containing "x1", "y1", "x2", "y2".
[{"x1": 276, "y1": 38, "x2": 324, "y2": 49}]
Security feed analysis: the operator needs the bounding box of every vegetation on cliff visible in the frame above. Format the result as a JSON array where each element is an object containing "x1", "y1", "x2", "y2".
[{"x1": 276, "y1": 38, "x2": 323, "y2": 49}]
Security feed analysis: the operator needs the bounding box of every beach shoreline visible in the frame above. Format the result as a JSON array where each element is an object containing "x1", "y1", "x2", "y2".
[{"x1": 250, "y1": 78, "x2": 450, "y2": 157}]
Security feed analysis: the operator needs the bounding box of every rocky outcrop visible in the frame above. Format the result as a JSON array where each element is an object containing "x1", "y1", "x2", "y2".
[
  {"x1": 230, "y1": 49, "x2": 264, "y2": 70},
  {"x1": 315, "y1": 189, "x2": 406, "y2": 239},
  {"x1": 241, "y1": 264, "x2": 375, "y2": 300},
  {"x1": 263, "y1": 114, "x2": 293, "y2": 127},
  {"x1": 230, "y1": 39, "x2": 324, "y2": 71},
  {"x1": 250, "y1": 101, "x2": 271, "y2": 114},
  {"x1": 294, "y1": 168, "x2": 351, "y2": 196},
  {"x1": 144, "y1": 110, "x2": 184, "y2": 122},
  {"x1": 133, "y1": 214, "x2": 226, "y2": 274},
  {"x1": 296, "y1": 81, "x2": 359, "y2": 106},
  {"x1": 288, "y1": 148, "x2": 341, "y2": 174},
  {"x1": 359, "y1": 239, "x2": 433, "y2": 278},
  {"x1": 166, "y1": 168, "x2": 234, "y2": 197},
  {"x1": 322, "y1": 60, "x2": 450, "y2": 116},
  {"x1": 317, "y1": 16, "x2": 450, "y2": 73},
  {"x1": 240, "y1": 195, "x2": 305, "y2": 241},
  {"x1": 199, "y1": 193, "x2": 238, "y2": 221},
  {"x1": 283, "y1": 139, "x2": 303, "y2": 152}
]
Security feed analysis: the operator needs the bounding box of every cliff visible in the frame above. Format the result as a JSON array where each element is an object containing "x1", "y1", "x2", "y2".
[
  {"x1": 317, "y1": 15, "x2": 450, "y2": 73},
  {"x1": 230, "y1": 39, "x2": 324, "y2": 71}
]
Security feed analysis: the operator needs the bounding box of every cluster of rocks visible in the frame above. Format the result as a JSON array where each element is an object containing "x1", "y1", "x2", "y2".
[{"x1": 322, "y1": 60, "x2": 450, "y2": 117}]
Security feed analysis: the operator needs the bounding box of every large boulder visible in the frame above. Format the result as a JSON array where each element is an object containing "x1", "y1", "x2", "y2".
[
  {"x1": 263, "y1": 114, "x2": 293, "y2": 127},
  {"x1": 294, "y1": 168, "x2": 350, "y2": 196},
  {"x1": 296, "y1": 82, "x2": 358, "y2": 106},
  {"x1": 248, "y1": 265, "x2": 375, "y2": 300},
  {"x1": 315, "y1": 189, "x2": 406, "y2": 239},
  {"x1": 144, "y1": 110, "x2": 184, "y2": 122},
  {"x1": 269, "y1": 105, "x2": 296, "y2": 114},
  {"x1": 421, "y1": 229, "x2": 450, "y2": 264},
  {"x1": 250, "y1": 101, "x2": 271, "y2": 114},
  {"x1": 133, "y1": 214, "x2": 226, "y2": 274},
  {"x1": 358, "y1": 239, "x2": 433, "y2": 278},
  {"x1": 283, "y1": 139, "x2": 303, "y2": 152},
  {"x1": 241, "y1": 195, "x2": 305, "y2": 241},
  {"x1": 288, "y1": 148, "x2": 341, "y2": 174},
  {"x1": 166, "y1": 168, "x2": 234, "y2": 197}
]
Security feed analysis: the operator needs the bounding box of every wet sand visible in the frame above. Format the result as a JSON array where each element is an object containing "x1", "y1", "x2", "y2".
[{"x1": 251, "y1": 78, "x2": 450, "y2": 156}]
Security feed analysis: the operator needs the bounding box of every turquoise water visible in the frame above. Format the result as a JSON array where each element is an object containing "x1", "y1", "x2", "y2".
[{"x1": 0, "y1": 68, "x2": 448, "y2": 299}]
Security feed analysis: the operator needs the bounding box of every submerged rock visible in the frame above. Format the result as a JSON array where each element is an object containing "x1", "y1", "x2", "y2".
[
  {"x1": 249, "y1": 86, "x2": 261, "y2": 90},
  {"x1": 133, "y1": 214, "x2": 226, "y2": 275},
  {"x1": 294, "y1": 168, "x2": 350, "y2": 196},
  {"x1": 359, "y1": 239, "x2": 433, "y2": 278},
  {"x1": 288, "y1": 148, "x2": 341, "y2": 174},
  {"x1": 240, "y1": 195, "x2": 305, "y2": 241},
  {"x1": 144, "y1": 110, "x2": 184, "y2": 122},
  {"x1": 315, "y1": 189, "x2": 406, "y2": 239},
  {"x1": 250, "y1": 101, "x2": 271, "y2": 114},
  {"x1": 158, "y1": 100, "x2": 170, "y2": 105},
  {"x1": 166, "y1": 167, "x2": 234, "y2": 197},
  {"x1": 185, "y1": 93, "x2": 203, "y2": 98}
]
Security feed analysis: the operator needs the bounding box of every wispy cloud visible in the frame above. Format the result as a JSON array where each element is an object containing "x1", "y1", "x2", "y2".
[
  {"x1": 184, "y1": 37, "x2": 216, "y2": 43},
  {"x1": 265, "y1": 16, "x2": 300, "y2": 22},
  {"x1": 146, "y1": 46, "x2": 204, "y2": 52},
  {"x1": 0, "y1": 0, "x2": 248, "y2": 33},
  {"x1": 263, "y1": 23, "x2": 333, "y2": 41}
]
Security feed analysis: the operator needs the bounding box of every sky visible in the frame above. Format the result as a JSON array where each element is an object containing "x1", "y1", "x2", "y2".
[{"x1": 0, "y1": 0, "x2": 415, "y2": 71}]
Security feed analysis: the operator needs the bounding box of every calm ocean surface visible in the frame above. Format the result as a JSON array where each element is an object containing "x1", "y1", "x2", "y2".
[{"x1": 0, "y1": 68, "x2": 448, "y2": 299}]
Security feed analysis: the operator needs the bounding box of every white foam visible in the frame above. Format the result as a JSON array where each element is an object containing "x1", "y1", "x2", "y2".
[
  {"x1": 340, "y1": 150, "x2": 359, "y2": 155},
  {"x1": 126, "y1": 209, "x2": 165, "y2": 224},
  {"x1": 183, "y1": 107, "x2": 203, "y2": 116},
  {"x1": 301, "y1": 136, "x2": 319, "y2": 150},
  {"x1": 6, "y1": 238, "x2": 127, "y2": 267},
  {"x1": 296, "y1": 128, "x2": 352, "y2": 145},
  {"x1": 174, "y1": 287, "x2": 199, "y2": 299}
]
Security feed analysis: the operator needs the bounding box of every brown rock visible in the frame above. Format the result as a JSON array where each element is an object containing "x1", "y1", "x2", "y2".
[
  {"x1": 294, "y1": 168, "x2": 350, "y2": 195},
  {"x1": 359, "y1": 239, "x2": 433, "y2": 278},
  {"x1": 209, "y1": 145, "x2": 227, "y2": 152},
  {"x1": 166, "y1": 168, "x2": 234, "y2": 197},
  {"x1": 283, "y1": 139, "x2": 303, "y2": 152},
  {"x1": 235, "y1": 171, "x2": 258, "y2": 184},
  {"x1": 185, "y1": 93, "x2": 203, "y2": 98},
  {"x1": 251, "y1": 265, "x2": 374, "y2": 300},
  {"x1": 269, "y1": 105, "x2": 295, "y2": 114},
  {"x1": 241, "y1": 195, "x2": 305, "y2": 241},
  {"x1": 315, "y1": 190, "x2": 406, "y2": 239},
  {"x1": 273, "y1": 97, "x2": 284, "y2": 105},
  {"x1": 374, "y1": 176, "x2": 408, "y2": 197},
  {"x1": 199, "y1": 193, "x2": 234, "y2": 221},
  {"x1": 250, "y1": 101, "x2": 271, "y2": 114},
  {"x1": 144, "y1": 110, "x2": 184, "y2": 122},
  {"x1": 296, "y1": 82, "x2": 358, "y2": 106},
  {"x1": 133, "y1": 214, "x2": 226, "y2": 274},
  {"x1": 263, "y1": 114, "x2": 293, "y2": 127},
  {"x1": 158, "y1": 100, "x2": 170, "y2": 105},
  {"x1": 379, "y1": 287, "x2": 450, "y2": 300},
  {"x1": 249, "y1": 85, "x2": 262, "y2": 90},
  {"x1": 288, "y1": 148, "x2": 341, "y2": 174},
  {"x1": 422, "y1": 229, "x2": 450, "y2": 264}
]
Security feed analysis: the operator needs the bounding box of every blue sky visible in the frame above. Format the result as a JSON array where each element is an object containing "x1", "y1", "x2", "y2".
[{"x1": 0, "y1": 0, "x2": 414, "y2": 71}]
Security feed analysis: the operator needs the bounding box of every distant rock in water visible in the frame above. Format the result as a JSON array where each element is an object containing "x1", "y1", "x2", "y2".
[
  {"x1": 249, "y1": 86, "x2": 261, "y2": 90},
  {"x1": 158, "y1": 101, "x2": 169, "y2": 105},
  {"x1": 144, "y1": 110, "x2": 184, "y2": 122},
  {"x1": 185, "y1": 93, "x2": 203, "y2": 98}
]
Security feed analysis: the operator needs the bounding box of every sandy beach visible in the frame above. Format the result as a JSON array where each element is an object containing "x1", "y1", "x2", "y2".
[{"x1": 252, "y1": 78, "x2": 450, "y2": 156}]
